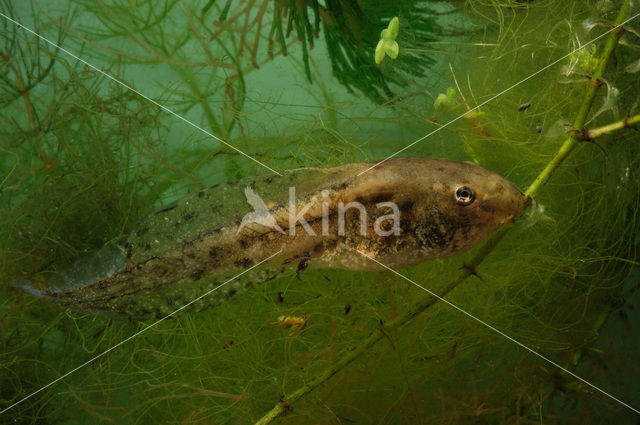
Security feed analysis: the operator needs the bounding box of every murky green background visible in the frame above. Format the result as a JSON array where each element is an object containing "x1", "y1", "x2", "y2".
[{"x1": 1, "y1": 0, "x2": 639, "y2": 424}]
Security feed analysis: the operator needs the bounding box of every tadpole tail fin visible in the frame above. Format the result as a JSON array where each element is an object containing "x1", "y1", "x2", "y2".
[
  {"x1": 10, "y1": 278, "x2": 47, "y2": 298},
  {"x1": 45, "y1": 244, "x2": 127, "y2": 294},
  {"x1": 12, "y1": 244, "x2": 127, "y2": 298}
]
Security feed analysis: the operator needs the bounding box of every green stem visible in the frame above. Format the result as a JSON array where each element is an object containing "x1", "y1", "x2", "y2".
[
  {"x1": 253, "y1": 2, "x2": 631, "y2": 424},
  {"x1": 524, "y1": 1, "x2": 630, "y2": 199},
  {"x1": 578, "y1": 113, "x2": 640, "y2": 140}
]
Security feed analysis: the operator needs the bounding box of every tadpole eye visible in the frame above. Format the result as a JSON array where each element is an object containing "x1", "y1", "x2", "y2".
[{"x1": 455, "y1": 186, "x2": 475, "y2": 206}]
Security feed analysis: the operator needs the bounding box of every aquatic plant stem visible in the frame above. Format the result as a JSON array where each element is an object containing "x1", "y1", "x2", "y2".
[
  {"x1": 524, "y1": 0, "x2": 630, "y2": 199},
  {"x1": 254, "y1": 2, "x2": 631, "y2": 423},
  {"x1": 254, "y1": 261, "x2": 482, "y2": 425},
  {"x1": 579, "y1": 113, "x2": 640, "y2": 140},
  {"x1": 254, "y1": 229, "x2": 509, "y2": 425}
]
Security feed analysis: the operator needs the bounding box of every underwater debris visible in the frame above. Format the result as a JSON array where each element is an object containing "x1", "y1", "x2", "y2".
[
  {"x1": 518, "y1": 102, "x2": 532, "y2": 111},
  {"x1": 270, "y1": 314, "x2": 307, "y2": 336}
]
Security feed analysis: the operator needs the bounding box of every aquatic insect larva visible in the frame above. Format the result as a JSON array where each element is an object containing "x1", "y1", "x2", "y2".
[{"x1": 16, "y1": 157, "x2": 525, "y2": 319}]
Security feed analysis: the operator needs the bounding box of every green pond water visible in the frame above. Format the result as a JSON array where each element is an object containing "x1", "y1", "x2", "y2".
[{"x1": 1, "y1": 0, "x2": 639, "y2": 423}]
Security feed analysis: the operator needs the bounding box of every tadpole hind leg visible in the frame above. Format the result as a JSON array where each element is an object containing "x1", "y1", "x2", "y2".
[{"x1": 296, "y1": 258, "x2": 310, "y2": 280}]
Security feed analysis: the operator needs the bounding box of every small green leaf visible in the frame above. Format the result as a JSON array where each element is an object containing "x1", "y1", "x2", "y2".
[
  {"x1": 375, "y1": 39, "x2": 386, "y2": 64},
  {"x1": 374, "y1": 17, "x2": 400, "y2": 64},
  {"x1": 434, "y1": 93, "x2": 449, "y2": 109},
  {"x1": 384, "y1": 40, "x2": 399, "y2": 59},
  {"x1": 387, "y1": 17, "x2": 399, "y2": 39}
]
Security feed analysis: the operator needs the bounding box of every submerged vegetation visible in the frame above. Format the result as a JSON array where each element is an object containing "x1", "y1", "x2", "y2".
[{"x1": 1, "y1": 0, "x2": 640, "y2": 424}]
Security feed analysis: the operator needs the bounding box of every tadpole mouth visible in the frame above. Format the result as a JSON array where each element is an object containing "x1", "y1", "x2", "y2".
[
  {"x1": 509, "y1": 182, "x2": 527, "y2": 211},
  {"x1": 495, "y1": 182, "x2": 527, "y2": 221}
]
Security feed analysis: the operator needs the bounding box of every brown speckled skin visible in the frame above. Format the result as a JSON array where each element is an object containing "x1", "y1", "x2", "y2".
[{"x1": 49, "y1": 157, "x2": 525, "y2": 319}]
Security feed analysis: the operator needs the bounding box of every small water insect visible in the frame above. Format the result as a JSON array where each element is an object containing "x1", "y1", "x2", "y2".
[{"x1": 518, "y1": 102, "x2": 532, "y2": 112}]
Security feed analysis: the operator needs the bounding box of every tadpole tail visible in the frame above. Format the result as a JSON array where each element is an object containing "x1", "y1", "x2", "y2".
[{"x1": 10, "y1": 278, "x2": 47, "y2": 299}]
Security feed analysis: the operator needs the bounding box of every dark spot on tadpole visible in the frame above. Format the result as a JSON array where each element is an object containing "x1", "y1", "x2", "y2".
[
  {"x1": 238, "y1": 238, "x2": 249, "y2": 249},
  {"x1": 136, "y1": 226, "x2": 149, "y2": 236},
  {"x1": 398, "y1": 201, "x2": 415, "y2": 212},
  {"x1": 334, "y1": 182, "x2": 349, "y2": 190},
  {"x1": 355, "y1": 193, "x2": 392, "y2": 204},
  {"x1": 415, "y1": 219, "x2": 455, "y2": 250},
  {"x1": 344, "y1": 304, "x2": 351, "y2": 315},
  {"x1": 197, "y1": 190, "x2": 206, "y2": 198},
  {"x1": 296, "y1": 259, "x2": 309, "y2": 280},
  {"x1": 396, "y1": 239, "x2": 412, "y2": 251},
  {"x1": 183, "y1": 212, "x2": 196, "y2": 221},
  {"x1": 145, "y1": 243, "x2": 151, "y2": 251},
  {"x1": 209, "y1": 247, "x2": 220, "y2": 258},
  {"x1": 265, "y1": 176, "x2": 274, "y2": 183},
  {"x1": 234, "y1": 258, "x2": 254, "y2": 267},
  {"x1": 124, "y1": 243, "x2": 132, "y2": 259}
]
